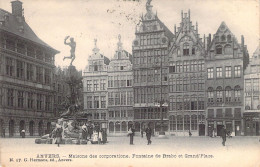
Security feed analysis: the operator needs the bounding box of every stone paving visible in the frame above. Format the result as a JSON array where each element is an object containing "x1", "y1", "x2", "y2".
[{"x1": 0, "y1": 136, "x2": 260, "y2": 167}]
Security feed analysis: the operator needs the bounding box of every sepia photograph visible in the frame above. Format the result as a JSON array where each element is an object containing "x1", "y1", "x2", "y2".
[{"x1": 0, "y1": 0, "x2": 259, "y2": 166}]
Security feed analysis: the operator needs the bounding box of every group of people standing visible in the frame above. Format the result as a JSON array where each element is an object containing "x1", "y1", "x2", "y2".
[
  {"x1": 128, "y1": 125, "x2": 153, "y2": 145},
  {"x1": 81, "y1": 123, "x2": 107, "y2": 144}
]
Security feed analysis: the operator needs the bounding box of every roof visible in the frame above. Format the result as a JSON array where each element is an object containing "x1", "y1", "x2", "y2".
[
  {"x1": 157, "y1": 18, "x2": 174, "y2": 41},
  {"x1": 0, "y1": 8, "x2": 59, "y2": 54}
]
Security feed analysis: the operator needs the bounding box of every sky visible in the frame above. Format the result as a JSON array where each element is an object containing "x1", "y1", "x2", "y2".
[{"x1": 0, "y1": 0, "x2": 259, "y2": 71}]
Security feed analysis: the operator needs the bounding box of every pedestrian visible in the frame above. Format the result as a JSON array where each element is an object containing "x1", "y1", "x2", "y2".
[
  {"x1": 128, "y1": 126, "x2": 135, "y2": 145},
  {"x1": 21, "y1": 129, "x2": 25, "y2": 138},
  {"x1": 98, "y1": 129, "x2": 103, "y2": 144},
  {"x1": 101, "y1": 129, "x2": 107, "y2": 144},
  {"x1": 56, "y1": 125, "x2": 63, "y2": 147},
  {"x1": 189, "y1": 130, "x2": 192, "y2": 137},
  {"x1": 213, "y1": 128, "x2": 216, "y2": 137},
  {"x1": 220, "y1": 125, "x2": 227, "y2": 146},
  {"x1": 88, "y1": 124, "x2": 93, "y2": 139},
  {"x1": 91, "y1": 130, "x2": 98, "y2": 144},
  {"x1": 145, "y1": 126, "x2": 152, "y2": 145},
  {"x1": 141, "y1": 129, "x2": 144, "y2": 138},
  {"x1": 81, "y1": 123, "x2": 88, "y2": 140}
]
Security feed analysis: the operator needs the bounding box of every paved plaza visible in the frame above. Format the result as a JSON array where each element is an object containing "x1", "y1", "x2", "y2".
[{"x1": 1, "y1": 136, "x2": 260, "y2": 167}]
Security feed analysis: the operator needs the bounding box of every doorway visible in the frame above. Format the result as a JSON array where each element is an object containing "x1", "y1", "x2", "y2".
[
  {"x1": 199, "y1": 124, "x2": 205, "y2": 136},
  {"x1": 9, "y1": 120, "x2": 15, "y2": 137},
  {"x1": 29, "y1": 121, "x2": 34, "y2": 136}
]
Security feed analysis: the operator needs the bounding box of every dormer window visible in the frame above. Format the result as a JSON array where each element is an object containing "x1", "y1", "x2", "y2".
[
  {"x1": 216, "y1": 45, "x2": 222, "y2": 54},
  {"x1": 183, "y1": 43, "x2": 189, "y2": 56}
]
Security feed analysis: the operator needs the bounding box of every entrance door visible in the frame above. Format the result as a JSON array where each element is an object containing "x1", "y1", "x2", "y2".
[
  {"x1": 29, "y1": 121, "x2": 34, "y2": 136},
  {"x1": 19, "y1": 120, "x2": 25, "y2": 136},
  {"x1": 199, "y1": 124, "x2": 205, "y2": 136},
  {"x1": 9, "y1": 120, "x2": 15, "y2": 137},
  {"x1": 217, "y1": 125, "x2": 223, "y2": 136}
]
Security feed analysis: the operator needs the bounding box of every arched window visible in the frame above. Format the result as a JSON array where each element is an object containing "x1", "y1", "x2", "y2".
[
  {"x1": 216, "y1": 45, "x2": 222, "y2": 54},
  {"x1": 216, "y1": 86, "x2": 223, "y2": 102},
  {"x1": 183, "y1": 43, "x2": 189, "y2": 56},
  {"x1": 225, "y1": 86, "x2": 232, "y2": 102},
  {"x1": 221, "y1": 35, "x2": 226, "y2": 41},
  {"x1": 224, "y1": 45, "x2": 232, "y2": 54},
  {"x1": 207, "y1": 87, "x2": 214, "y2": 103},
  {"x1": 115, "y1": 121, "x2": 120, "y2": 132},
  {"x1": 234, "y1": 85, "x2": 241, "y2": 102}
]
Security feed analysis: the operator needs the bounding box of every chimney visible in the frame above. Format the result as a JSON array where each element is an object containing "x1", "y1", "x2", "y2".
[{"x1": 11, "y1": 0, "x2": 23, "y2": 17}]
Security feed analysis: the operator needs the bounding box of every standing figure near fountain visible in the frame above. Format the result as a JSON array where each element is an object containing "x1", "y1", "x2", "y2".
[{"x1": 63, "y1": 36, "x2": 76, "y2": 66}]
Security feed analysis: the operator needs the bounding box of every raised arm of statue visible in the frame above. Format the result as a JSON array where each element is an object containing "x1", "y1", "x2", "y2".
[{"x1": 64, "y1": 36, "x2": 70, "y2": 45}]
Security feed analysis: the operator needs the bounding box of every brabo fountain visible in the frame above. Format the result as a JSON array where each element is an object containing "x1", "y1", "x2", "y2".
[{"x1": 35, "y1": 36, "x2": 91, "y2": 145}]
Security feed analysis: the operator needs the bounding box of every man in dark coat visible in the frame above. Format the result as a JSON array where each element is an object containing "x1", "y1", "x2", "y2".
[
  {"x1": 220, "y1": 125, "x2": 227, "y2": 146},
  {"x1": 128, "y1": 126, "x2": 135, "y2": 145},
  {"x1": 145, "y1": 126, "x2": 152, "y2": 145},
  {"x1": 56, "y1": 127, "x2": 63, "y2": 147}
]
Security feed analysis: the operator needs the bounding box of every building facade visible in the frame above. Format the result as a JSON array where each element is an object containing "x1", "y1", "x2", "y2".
[
  {"x1": 168, "y1": 11, "x2": 207, "y2": 136},
  {"x1": 132, "y1": 1, "x2": 174, "y2": 134},
  {"x1": 205, "y1": 22, "x2": 249, "y2": 136},
  {"x1": 244, "y1": 46, "x2": 260, "y2": 136},
  {"x1": 83, "y1": 40, "x2": 110, "y2": 129},
  {"x1": 107, "y1": 35, "x2": 134, "y2": 135},
  {"x1": 0, "y1": 1, "x2": 59, "y2": 137}
]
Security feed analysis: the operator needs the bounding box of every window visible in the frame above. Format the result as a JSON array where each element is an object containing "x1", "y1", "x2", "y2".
[
  {"x1": 44, "y1": 69, "x2": 51, "y2": 85},
  {"x1": 216, "y1": 87, "x2": 223, "y2": 102},
  {"x1": 36, "y1": 50, "x2": 43, "y2": 60},
  {"x1": 6, "y1": 57, "x2": 14, "y2": 76},
  {"x1": 253, "y1": 79, "x2": 259, "y2": 91},
  {"x1": 208, "y1": 109, "x2": 214, "y2": 118},
  {"x1": 45, "y1": 95, "x2": 51, "y2": 111},
  {"x1": 177, "y1": 115, "x2": 183, "y2": 130},
  {"x1": 7, "y1": 89, "x2": 14, "y2": 106},
  {"x1": 225, "y1": 66, "x2": 231, "y2": 78},
  {"x1": 169, "y1": 66, "x2": 175, "y2": 73},
  {"x1": 100, "y1": 79, "x2": 106, "y2": 90},
  {"x1": 216, "y1": 67, "x2": 222, "y2": 78},
  {"x1": 191, "y1": 97, "x2": 197, "y2": 110},
  {"x1": 94, "y1": 96, "x2": 99, "y2": 108},
  {"x1": 87, "y1": 96, "x2": 92, "y2": 108},
  {"x1": 234, "y1": 86, "x2": 241, "y2": 102},
  {"x1": 87, "y1": 80, "x2": 92, "y2": 91},
  {"x1": 94, "y1": 113, "x2": 99, "y2": 119},
  {"x1": 108, "y1": 76, "x2": 113, "y2": 87},
  {"x1": 16, "y1": 60, "x2": 24, "y2": 78},
  {"x1": 108, "y1": 92, "x2": 114, "y2": 105},
  {"x1": 101, "y1": 113, "x2": 106, "y2": 120},
  {"x1": 216, "y1": 45, "x2": 222, "y2": 54},
  {"x1": 121, "y1": 110, "x2": 127, "y2": 117},
  {"x1": 120, "y1": 76, "x2": 126, "y2": 87},
  {"x1": 93, "y1": 80, "x2": 98, "y2": 91},
  {"x1": 183, "y1": 43, "x2": 189, "y2": 56},
  {"x1": 6, "y1": 39, "x2": 15, "y2": 51},
  {"x1": 27, "y1": 46, "x2": 35, "y2": 57},
  {"x1": 94, "y1": 63, "x2": 98, "y2": 71},
  {"x1": 224, "y1": 45, "x2": 232, "y2": 54},
  {"x1": 225, "y1": 87, "x2": 232, "y2": 102},
  {"x1": 26, "y1": 63, "x2": 33, "y2": 81},
  {"x1": 207, "y1": 68, "x2": 213, "y2": 79},
  {"x1": 191, "y1": 115, "x2": 197, "y2": 130},
  {"x1": 36, "y1": 66, "x2": 43, "y2": 83},
  {"x1": 127, "y1": 91, "x2": 133, "y2": 105},
  {"x1": 221, "y1": 35, "x2": 226, "y2": 41},
  {"x1": 225, "y1": 108, "x2": 232, "y2": 117},
  {"x1": 127, "y1": 75, "x2": 132, "y2": 86},
  {"x1": 17, "y1": 42, "x2": 26, "y2": 54},
  {"x1": 216, "y1": 109, "x2": 223, "y2": 117},
  {"x1": 234, "y1": 108, "x2": 241, "y2": 118},
  {"x1": 37, "y1": 94, "x2": 43, "y2": 110},
  {"x1": 121, "y1": 92, "x2": 126, "y2": 105},
  {"x1": 169, "y1": 116, "x2": 176, "y2": 131},
  {"x1": 207, "y1": 87, "x2": 214, "y2": 103},
  {"x1": 109, "y1": 111, "x2": 114, "y2": 118},
  {"x1": 27, "y1": 92, "x2": 34, "y2": 109},
  {"x1": 17, "y1": 91, "x2": 24, "y2": 108},
  {"x1": 115, "y1": 111, "x2": 120, "y2": 118},
  {"x1": 234, "y1": 66, "x2": 241, "y2": 77},
  {"x1": 184, "y1": 115, "x2": 190, "y2": 130},
  {"x1": 227, "y1": 35, "x2": 232, "y2": 42},
  {"x1": 115, "y1": 92, "x2": 120, "y2": 105},
  {"x1": 192, "y1": 47, "x2": 195, "y2": 55}
]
